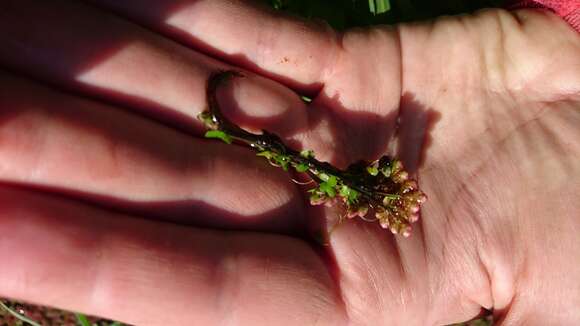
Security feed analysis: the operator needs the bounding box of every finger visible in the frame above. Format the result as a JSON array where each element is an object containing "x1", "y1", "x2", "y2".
[
  {"x1": 0, "y1": 185, "x2": 346, "y2": 325},
  {"x1": 84, "y1": 0, "x2": 401, "y2": 114},
  {"x1": 0, "y1": 0, "x2": 376, "y2": 168},
  {"x1": 85, "y1": 0, "x2": 403, "y2": 161},
  {"x1": 0, "y1": 71, "x2": 306, "y2": 231},
  {"x1": 0, "y1": 0, "x2": 355, "y2": 163},
  {"x1": 0, "y1": 0, "x2": 307, "y2": 135},
  {"x1": 85, "y1": 0, "x2": 340, "y2": 93}
]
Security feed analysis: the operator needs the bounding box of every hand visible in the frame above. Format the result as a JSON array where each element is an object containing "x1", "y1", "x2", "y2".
[{"x1": 0, "y1": 1, "x2": 579, "y2": 324}]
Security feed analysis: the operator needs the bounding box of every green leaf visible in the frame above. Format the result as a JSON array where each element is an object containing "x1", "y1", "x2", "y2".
[
  {"x1": 300, "y1": 149, "x2": 315, "y2": 159},
  {"x1": 326, "y1": 186, "x2": 336, "y2": 198},
  {"x1": 280, "y1": 161, "x2": 289, "y2": 171},
  {"x1": 367, "y1": 165, "x2": 379, "y2": 176},
  {"x1": 319, "y1": 181, "x2": 336, "y2": 198},
  {"x1": 340, "y1": 185, "x2": 359, "y2": 205},
  {"x1": 257, "y1": 150, "x2": 274, "y2": 159},
  {"x1": 368, "y1": 0, "x2": 376, "y2": 13},
  {"x1": 326, "y1": 175, "x2": 337, "y2": 187},
  {"x1": 294, "y1": 163, "x2": 309, "y2": 173},
  {"x1": 273, "y1": 154, "x2": 290, "y2": 171},
  {"x1": 369, "y1": 0, "x2": 390, "y2": 15},
  {"x1": 310, "y1": 192, "x2": 320, "y2": 200},
  {"x1": 380, "y1": 165, "x2": 392, "y2": 178},
  {"x1": 348, "y1": 188, "x2": 359, "y2": 204},
  {"x1": 204, "y1": 130, "x2": 232, "y2": 144},
  {"x1": 318, "y1": 175, "x2": 337, "y2": 197},
  {"x1": 258, "y1": 151, "x2": 290, "y2": 170},
  {"x1": 376, "y1": 0, "x2": 390, "y2": 14},
  {"x1": 75, "y1": 313, "x2": 91, "y2": 326}
]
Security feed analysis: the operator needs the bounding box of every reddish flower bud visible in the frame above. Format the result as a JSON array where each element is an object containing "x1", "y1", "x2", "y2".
[
  {"x1": 393, "y1": 171, "x2": 409, "y2": 183},
  {"x1": 401, "y1": 226, "x2": 412, "y2": 238},
  {"x1": 408, "y1": 213, "x2": 420, "y2": 223}
]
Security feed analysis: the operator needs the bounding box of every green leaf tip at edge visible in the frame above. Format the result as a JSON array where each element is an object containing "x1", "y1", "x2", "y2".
[
  {"x1": 257, "y1": 150, "x2": 274, "y2": 159},
  {"x1": 326, "y1": 175, "x2": 337, "y2": 187},
  {"x1": 339, "y1": 185, "x2": 350, "y2": 197},
  {"x1": 300, "y1": 149, "x2": 315, "y2": 159},
  {"x1": 340, "y1": 185, "x2": 360, "y2": 204},
  {"x1": 318, "y1": 175, "x2": 338, "y2": 198},
  {"x1": 294, "y1": 163, "x2": 309, "y2": 172},
  {"x1": 367, "y1": 165, "x2": 379, "y2": 176},
  {"x1": 369, "y1": 0, "x2": 391, "y2": 15},
  {"x1": 380, "y1": 165, "x2": 392, "y2": 177},
  {"x1": 75, "y1": 313, "x2": 92, "y2": 326},
  {"x1": 319, "y1": 181, "x2": 336, "y2": 198},
  {"x1": 204, "y1": 130, "x2": 232, "y2": 144}
]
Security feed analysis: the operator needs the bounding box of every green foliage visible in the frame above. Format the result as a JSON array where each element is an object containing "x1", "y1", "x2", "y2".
[
  {"x1": 294, "y1": 162, "x2": 310, "y2": 172},
  {"x1": 256, "y1": 150, "x2": 274, "y2": 159},
  {"x1": 265, "y1": 0, "x2": 506, "y2": 29},
  {"x1": 380, "y1": 164, "x2": 392, "y2": 177},
  {"x1": 204, "y1": 130, "x2": 233, "y2": 144},
  {"x1": 257, "y1": 150, "x2": 291, "y2": 170},
  {"x1": 275, "y1": 155, "x2": 289, "y2": 170},
  {"x1": 258, "y1": 149, "x2": 311, "y2": 172},
  {"x1": 300, "y1": 149, "x2": 315, "y2": 159},
  {"x1": 318, "y1": 175, "x2": 337, "y2": 197},
  {"x1": 318, "y1": 173, "x2": 330, "y2": 182},
  {"x1": 340, "y1": 185, "x2": 360, "y2": 205},
  {"x1": 76, "y1": 313, "x2": 91, "y2": 326},
  {"x1": 367, "y1": 165, "x2": 379, "y2": 176},
  {"x1": 368, "y1": 0, "x2": 391, "y2": 15}
]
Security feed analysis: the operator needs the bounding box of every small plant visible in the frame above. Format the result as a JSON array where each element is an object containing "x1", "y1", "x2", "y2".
[{"x1": 199, "y1": 71, "x2": 427, "y2": 237}]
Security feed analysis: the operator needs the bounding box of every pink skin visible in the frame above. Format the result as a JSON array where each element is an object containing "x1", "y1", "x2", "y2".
[{"x1": 0, "y1": 1, "x2": 579, "y2": 325}]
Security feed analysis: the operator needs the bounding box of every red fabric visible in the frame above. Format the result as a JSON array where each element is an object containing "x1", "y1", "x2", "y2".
[{"x1": 506, "y1": 0, "x2": 580, "y2": 32}]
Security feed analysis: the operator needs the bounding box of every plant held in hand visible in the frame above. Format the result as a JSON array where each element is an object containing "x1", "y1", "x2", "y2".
[{"x1": 198, "y1": 71, "x2": 426, "y2": 237}]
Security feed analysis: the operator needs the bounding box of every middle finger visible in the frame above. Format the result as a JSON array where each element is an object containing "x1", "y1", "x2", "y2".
[
  {"x1": 0, "y1": 71, "x2": 307, "y2": 232},
  {"x1": 0, "y1": 0, "x2": 372, "y2": 167}
]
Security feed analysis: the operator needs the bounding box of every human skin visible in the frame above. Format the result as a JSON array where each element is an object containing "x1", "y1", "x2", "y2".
[{"x1": 0, "y1": 0, "x2": 579, "y2": 325}]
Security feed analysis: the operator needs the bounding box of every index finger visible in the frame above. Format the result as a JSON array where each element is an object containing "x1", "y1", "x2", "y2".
[
  {"x1": 83, "y1": 0, "x2": 403, "y2": 164},
  {"x1": 85, "y1": 0, "x2": 341, "y2": 93}
]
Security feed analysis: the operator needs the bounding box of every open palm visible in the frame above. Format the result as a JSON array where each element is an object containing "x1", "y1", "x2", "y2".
[{"x1": 0, "y1": 1, "x2": 578, "y2": 325}]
